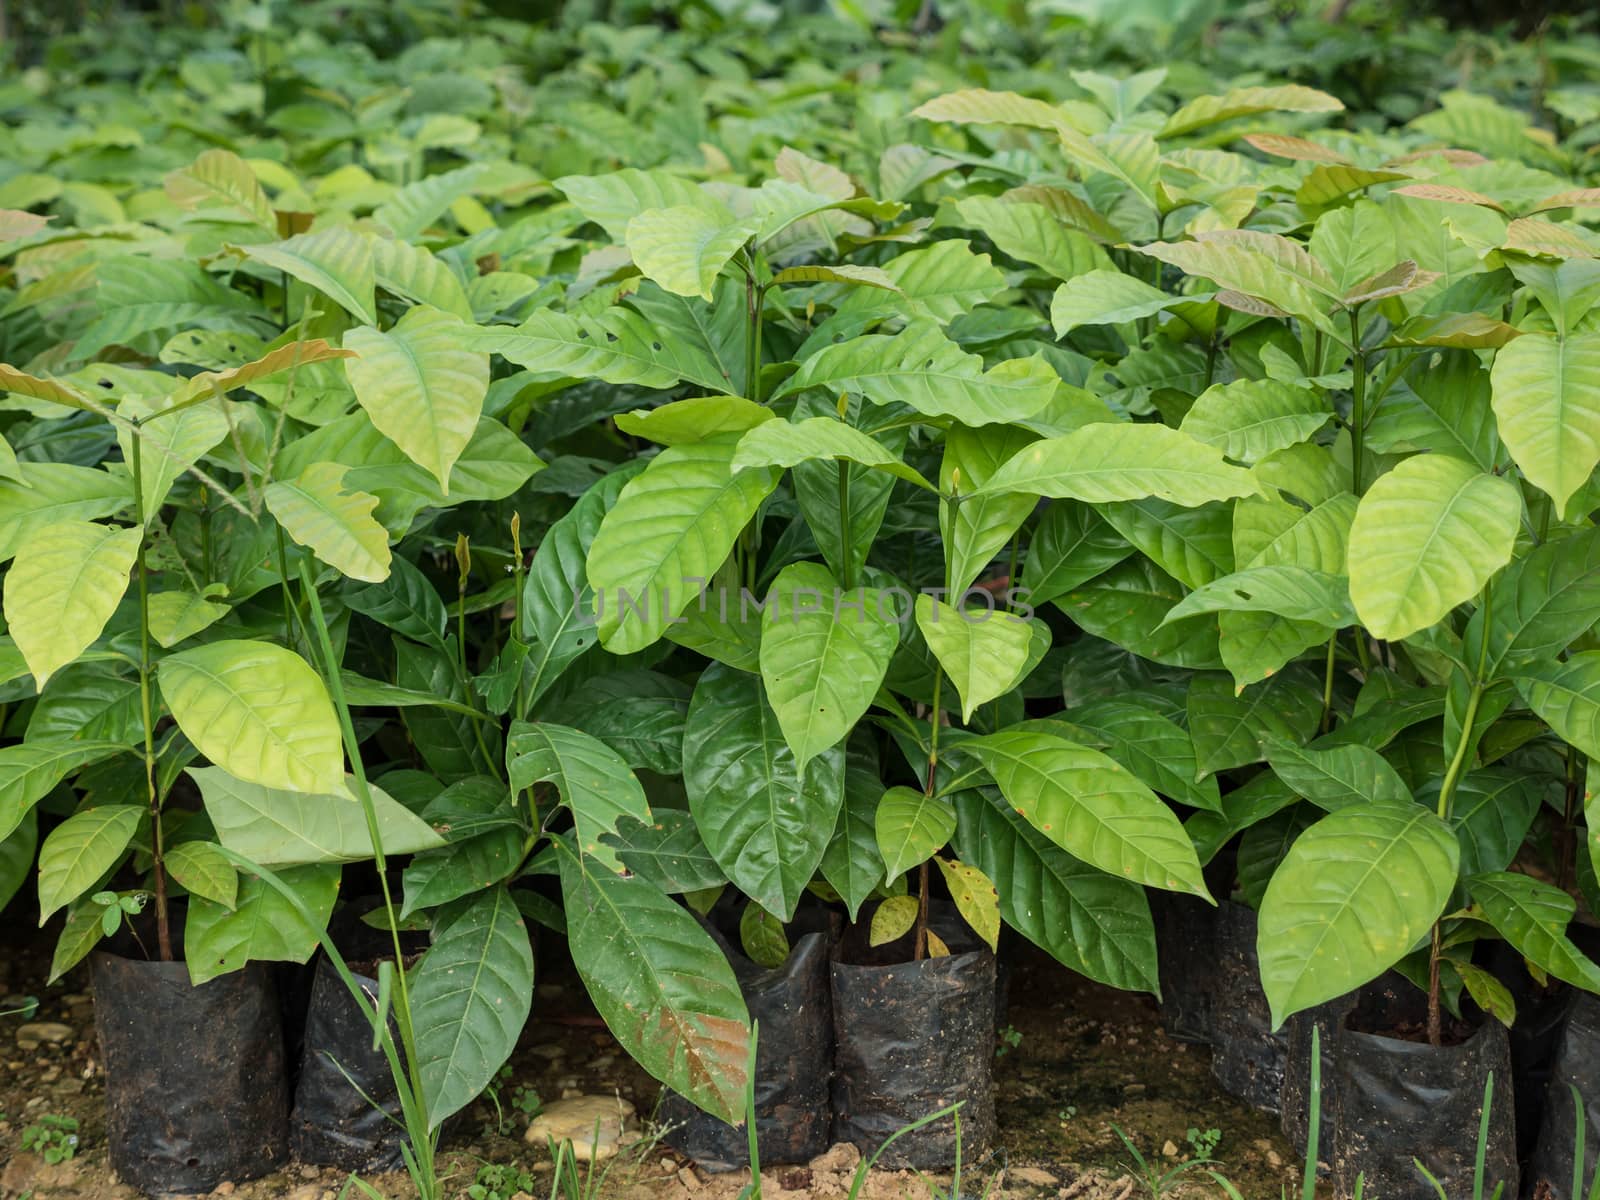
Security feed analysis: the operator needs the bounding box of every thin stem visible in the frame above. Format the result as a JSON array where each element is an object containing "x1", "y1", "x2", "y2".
[
  {"x1": 913, "y1": 861, "x2": 930, "y2": 962},
  {"x1": 1320, "y1": 635, "x2": 1337, "y2": 734},
  {"x1": 1348, "y1": 306, "x2": 1367, "y2": 494},
  {"x1": 745, "y1": 263, "x2": 764, "y2": 405},
  {"x1": 1427, "y1": 924, "x2": 1443, "y2": 1048},
  {"x1": 130, "y1": 423, "x2": 171, "y2": 962}
]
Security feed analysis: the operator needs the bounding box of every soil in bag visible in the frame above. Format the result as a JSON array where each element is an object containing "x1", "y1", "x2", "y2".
[
  {"x1": 1331, "y1": 978, "x2": 1518, "y2": 1200},
  {"x1": 290, "y1": 905, "x2": 430, "y2": 1172},
  {"x1": 659, "y1": 905, "x2": 837, "y2": 1171},
  {"x1": 92, "y1": 928, "x2": 290, "y2": 1194},
  {"x1": 1152, "y1": 890, "x2": 1217, "y2": 1045},
  {"x1": 831, "y1": 901, "x2": 996, "y2": 1171},
  {"x1": 1209, "y1": 900, "x2": 1287, "y2": 1113},
  {"x1": 1528, "y1": 990, "x2": 1600, "y2": 1199},
  {"x1": 1280, "y1": 991, "x2": 1358, "y2": 1154}
]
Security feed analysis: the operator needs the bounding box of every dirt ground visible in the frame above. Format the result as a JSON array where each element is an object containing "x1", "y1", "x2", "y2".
[{"x1": 0, "y1": 928, "x2": 1302, "y2": 1200}]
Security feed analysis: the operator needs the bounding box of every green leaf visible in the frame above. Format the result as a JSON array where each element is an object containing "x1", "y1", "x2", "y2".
[
  {"x1": 738, "y1": 901, "x2": 789, "y2": 968},
  {"x1": 344, "y1": 305, "x2": 490, "y2": 493},
  {"x1": 344, "y1": 555, "x2": 448, "y2": 652},
  {"x1": 1484, "y1": 527, "x2": 1600, "y2": 672},
  {"x1": 948, "y1": 196, "x2": 1109, "y2": 282},
  {"x1": 1453, "y1": 769, "x2": 1542, "y2": 877},
  {"x1": 1164, "y1": 566, "x2": 1354, "y2": 628},
  {"x1": 1071, "y1": 699, "x2": 1220, "y2": 812},
  {"x1": 50, "y1": 900, "x2": 106, "y2": 984},
  {"x1": 732, "y1": 417, "x2": 934, "y2": 490},
  {"x1": 1347, "y1": 454, "x2": 1519, "y2": 641},
  {"x1": 1489, "y1": 331, "x2": 1600, "y2": 518},
  {"x1": 626, "y1": 206, "x2": 757, "y2": 302},
  {"x1": 870, "y1": 895, "x2": 920, "y2": 944},
  {"x1": 965, "y1": 729, "x2": 1209, "y2": 897},
  {"x1": 556, "y1": 837, "x2": 749, "y2": 1123},
  {"x1": 1258, "y1": 802, "x2": 1459, "y2": 1027},
  {"x1": 1135, "y1": 234, "x2": 1339, "y2": 337},
  {"x1": 411, "y1": 886, "x2": 534, "y2": 1129},
  {"x1": 1021, "y1": 501, "x2": 1132, "y2": 606},
  {"x1": 758, "y1": 562, "x2": 898, "y2": 772},
  {"x1": 117, "y1": 395, "x2": 229, "y2": 514},
  {"x1": 1187, "y1": 671, "x2": 1323, "y2": 776},
  {"x1": 775, "y1": 319, "x2": 1059, "y2": 426},
  {"x1": 0, "y1": 465, "x2": 133, "y2": 564},
  {"x1": 1179, "y1": 380, "x2": 1330, "y2": 465},
  {"x1": 1514, "y1": 653, "x2": 1600, "y2": 759},
  {"x1": 37, "y1": 805, "x2": 142, "y2": 922},
  {"x1": 0, "y1": 742, "x2": 127, "y2": 842},
  {"x1": 3, "y1": 520, "x2": 140, "y2": 689},
  {"x1": 164, "y1": 148, "x2": 276, "y2": 230},
  {"x1": 184, "y1": 862, "x2": 340, "y2": 985},
  {"x1": 1365, "y1": 349, "x2": 1500, "y2": 473},
  {"x1": 163, "y1": 840, "x2": 238, "y2": 909},
  {"x1": 819, "y1": 737, "x2": 887, "y2": 921},
  {"x1": 146, "y1": 585, "x2": 230, "y2": 649},
  {"x1": 915, "y1": 595, "x2": 1036, "y2": 722},
  {"x1": 1469, "y1": 871, "x2": 1600, "y2": 992},
  {"x1": 586, "y1": 436, "x2": 779, "y2": 654},
  {"x1": 682, "y1": 663, "x2": 844, "y2": 920},
  {"x1": 506, "y1": 722, "x2": 650, "y2": 868},
  {"x1": 1059, "y1": 556, "x2": 1224, "y2": 670},
  {"x1": 369, "y1": 234, "x2": 474, "y2": 321},
  {"x1": 0, "y1": 811, "x2": 37, "y2": 912},
  {"x1": 972, "y1": 423, "x2": 1260, "y2": 506},
  {"x1": 1051, "y1": 269, "x2": 1212, "y2": 335},
  {"x1": 556, "y1": 168, "x2": 712, "y2": 240},
  {"x1": 264, "y1": 461, "x2": 390, "y2": 583},
  {"x1": 941, "y1": 424, "x2": 1039, "y2": 596},
  {"x1": 242, "y1": 227, "x2": 377, "y2": 325},
  {"x1": 875, "y1": 786, "x2": 957, "y2": 880},
  {"x1": 1161, "y1": 84, "x2": 1342, "y2": 137},
  {"x1": 617, "y1": 396, "x2": 772, "y2": 446},
  {"x1": 953, "y1": 787, "x2": 1157, "y2": 991},
  {"x1": 159, "y1": 641, "x2": 343, "y2": 794},
  {"x1": 770, "y1": 264, "x2": 901, "y2": 292},
  {"x1": 1263, "y1": 738, "x2": 1412, "y2": 811},
  {"x1": 466, "y1": 307, "x2": 732, "y2": 394},
  {"x1": 191, "y1": 766, "x2": 445, "y2": 865},
  {"x1": 1100, "y1": 498, "x2": 1233, "y2": 590},
  {"x1": 603, "y1": 811, "x2": 726, "y2": 895}
]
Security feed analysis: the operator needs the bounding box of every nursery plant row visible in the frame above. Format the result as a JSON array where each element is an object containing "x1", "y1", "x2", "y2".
[{"x1": 4, "y1": 2, "x2": 1600, "y2": 1197}]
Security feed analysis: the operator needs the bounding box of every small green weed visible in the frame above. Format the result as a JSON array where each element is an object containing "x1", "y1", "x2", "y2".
[{"x1": 21, "y1": 1114, "x2": 79, "y2": 1164}]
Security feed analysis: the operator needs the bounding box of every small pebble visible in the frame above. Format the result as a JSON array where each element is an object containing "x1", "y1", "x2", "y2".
[{"x1": 1161, "y1": 1140, "x2": 1179, "y2": 1158}]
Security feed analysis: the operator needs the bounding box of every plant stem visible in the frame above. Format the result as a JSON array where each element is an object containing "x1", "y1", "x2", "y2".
[
  {"x1": 913, "y1": 860, "x2": 930, "y2": 962},
  {"x1": 1427, "y1": 923, "x2": 1443, "y2": 1048},
  {"x1": 1320, "y1": 635, "x2": 1337, "y2": 734},
  {"x1": 1348, "y1": 306, "x2": 1367, "y2": 493},
  {"x1": 745, "y1": 262, "x2": 764, "y2": 404},
  {"x1": 130, "y1": 422, "x2": 171, "y2": 962}
]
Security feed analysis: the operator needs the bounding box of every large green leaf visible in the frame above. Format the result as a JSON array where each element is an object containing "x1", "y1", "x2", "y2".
[
  {"x1": 973, "y1": 423, "x2": 1259, "y2": 506},
  {"x1": 1263, "y1": 738, "x2": 1412, "y2": 811},
  {"x1": 1100, "y1": 499, "x2": 1233, "y2": 590},
  {"x1": 941, "y1": 424, "x2": 1038, "y2": 596},
  {"x1": 682, "y1": 663, "x2": 844, "y2": 919},
  {"x1": 1258, "y1": 802, "x2": 1459, "y2": 1027},
  {"x1": 117, "y1": 394, "x2": 230, "y2": 514},
  {"x1": 603, "y1": 810, "x2": 726, "y2": 895},
  {"x1": 411, "y1": 886, "x2": 534, "y2": 1129},
  {"x1": 819, "y1": 737, "x2": 887, "y2": 921},
  {"x1": 1071, "y1": 699, "x2": 1219, "y2": 812},
  {"x1": 1514, "y1": 653, "x2": 1600, "y2": 759},
  {"x1": 1179, "y1": 380, "x2": 1330, "y2": 465},
  {"x1": 0, "y1": 465, "x2": 133, "y2": 564},
  {"x1": 191, "y1": 766, "x2": 444, "y2": 864},
  {"x1": 964, "y1": 729, "x2": 1209, "y2": 897},
  {"x1": 626, "y1": 206, "x2": 757, "y2": 302},
  {"x1": 1453, "y1": 770, "x2": 1542, "y2": 877},
  {"x1": 954, "y1": 787, "x2": 1158, "y2": 992},
  {"x1": 184, "y1": 862, "x2": 340, "y2": 985},
  {"x1": 159, "y1": 640, "x2": 343, "y2": 794},
  {"x1": 586, "y1": 436, "x2": 778, "y2": 654},
  {"x1": 1021, "y1": 501, "x2": 1132, "y2": 606},
  {"x1": 37, "y1": 804, "x2": 142, "y2": 921},
  {"x1": 0, "y1": 742, "x2": 127, "y2": 842},
  {"x1": 556, "y1": 168, "x2": 713, "y2": 240},
  {"x1": 758, "y1": 562, "x2": 898, "y2": 772},
  {"x1": 1346, "y1": 454, "x2": 1519, "y2": 641},
  {"x1": 1490, "y1": 331, "x2": 1600, "y2": 518},
  {"x1": 1187, "y1": 670, "x2": 1323, "y2": 776},
  {"x1": 1051, "y1": 269, "x2": 1212, "y2": 335},
  {"x1": 948, "y1": 196, "x2": 1109, "y2": 282},
  {"x1": 243, "y1": 227, "x2": 376, "y2": 325},
  {"x1": 1485, "y1": 527, "x2": 1600, "y2": 672},
  {"x1": 505, "y1": 722, "x2": 650, "y2": 868},
  {"x1": 369, "y1": 234, "x2": 473, "y2": 320},
  {"x1": 1164, "y1": 566, "x2": 1354, "y2": 628},
  {"x1": 1161, "y1": 84, "x2": 1342, "y2": 137},
  {"x1": 775, "y1": 319, "x2": 1059, "y2": 426},
  {"x1": 1469, "y1": 871, "x2": 1600, "y2": 992},
  {"x1": 732, "y1": 417, "x2": 933, "y2": 490},
  {"x1": 163, "y1": 840, "x2": 238, "y2": 909},
  {"x1": 264, "y1": 461, "x2": 390, "y2": 582},
  {"x1": 875, "y1": 786, "x2": 957, "y2": 880},
  {"x1": 4, "y1": 520, "x2": 140, "y2": 688},
  {"x1": 557, "y1": 838, "x2": 749, "y2": 1123},
  {"x1": 915, "y1": 595, "x2": 1036, "y2": 722},
  {"x1": 468, "y1": 306, "x2": 732, "y2": 395},
  {"x1": 344, "y1": 305, "x2": 490, "y2": 492},
  {"x1": 0, "y1": 810, "x2": 38, "y2": 912}
]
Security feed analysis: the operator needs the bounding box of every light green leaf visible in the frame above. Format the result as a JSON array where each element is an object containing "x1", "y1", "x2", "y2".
[
  {"x1": 1258, "y1": 801, "x2": 1458, "y2": 1027},
  {"x1": 159, "y1": 641, "x2": 343, "y2": 794},
  {"x1": 556, "y1": 168, "x2": 715, "y2": 241},
  {"x1": 369, "y1": 235, "x2": 474, "y2": 321},
  {"x1": 117, "y1": 394, "x2": 230, "y2": 514},
  {"x1": 185, "y1": 862, "x2": 340, "y2": 985},
  {"x1": 1470, "y1": 871, "x2": 1600, "y2": 992},
  {"x1": 0, "y1": 742, "x2": 126, "y2": 843},
  {"x1": 1489, "y1": 331, "x2": 1600, "y2": 518},
  {"x1": 1164, "y1": 565, "x2": 1354, "y2": 628},
  {"x1": 163, "y1": 840, "x2": 238, "y2": 909},
  {"x1": 265, "y1": 461, "x2": 390, "y2": 583},
  {"x1": 626, "y1": 206, "x2": 757, "y2": 302},
  {"x1": 733, "y1": 417, "x2": 934, "y2": 490},
  {"x1": 4, "y1": 520, "x2": 140, "y2": 689},
  {"x1": 973, "y1": 423, "x2": 1260, "y2": 506},
  {"x1": 875, "y1": 786, "x2": 957, "y2": 880},
  {"x1": 191, "y1": 766, "x2": 445, "y2": 864},
  {"x1": 586, "y1": 436, "x2": 779, "y2": 654},
  {"x1": 0, "y1": 466, "x2": 132, "y2": 564},
  {"x1": 242, "y1": 226, "x2": 376, "y2": 325},
  {"x1": 616, "y1": 396, "x2": 772, "y2": 447},
  {"x1": 1161, "y1": 84, "x2": 1342, "y2": 138},
  {"x1": 1347, "y1": 454, "x2": 1519, "y2": 641},
  {"x1": 345, "y1": 305, "x2": 490, "y2": 492},
  {"x1": 915, "y1": 595, "x2": 1035, "y2": 722},
  {"x1": 948, "y1": 196, "x2": 1110, "y2": 282},
  {"x1": 770, "y1": 264, "x2": 901, "y2": 292},
  {"x1": 147, "y1": 585, "x2": 230, "y2": 649},
  {"x1": 1051, "y1": 269, "x2": 1214, "y2": 335},
  {"x1": 936, "y1": 856, "x2": 1001, "y2": 951},
  {"x1": 1263, "y1": 738, "x2": 1413, "y2": 811},
  {"x1": 1514, "y1": 652, "x2": 1600, "y2": 760},
  {"x1": 464, "y1": 307, "x2": 732, "y2": 394},
  {"x1": 759, "y1": 562, "x2": 898, "y2": 772},
  {"x1": 37, "y1": 805, "x2": 142, "y2": 921},
  {"x1": 965, "y1": 729, "x2": 1209, "y2": 897},
  {"x1": 1179, "y1": 380, "x2": 1330, "y2": 464}
]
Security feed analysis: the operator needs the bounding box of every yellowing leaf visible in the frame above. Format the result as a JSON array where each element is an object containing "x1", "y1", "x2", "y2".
[
  {"x1": 935, "y1": 857, "x2": 1000, "y2": 951},
  {"x1": 3, "y1": 520, "x2": 141, "y2": 688},
  {"x1": 265, "y1": 461, "x2": 391, "y2": 582}
]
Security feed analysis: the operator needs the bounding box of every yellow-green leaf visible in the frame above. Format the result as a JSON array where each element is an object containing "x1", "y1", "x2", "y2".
[
  {"x1": 265, "y1": 461, "x2": 391, "y2": 582},
  {"x1": 3, "y1": 520, "x2": 141, "y2": 689}
]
